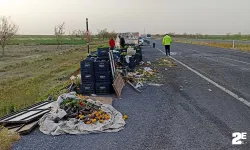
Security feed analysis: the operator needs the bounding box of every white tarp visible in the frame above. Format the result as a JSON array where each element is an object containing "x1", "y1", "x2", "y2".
[{"x1": 39, "y1": 92, "x2": 125, "y2": 136}]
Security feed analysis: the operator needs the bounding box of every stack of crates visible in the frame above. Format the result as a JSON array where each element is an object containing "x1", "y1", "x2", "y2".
[
  {"x1": 94, "y1": 58, "x2": 112, "y2": 94},
  {"x1": 119, "y1": 48, "x2": 128, "y2": 66},
  {"x1": 129, "y1": 56, "x2": 136, "y2": 70},
  {"x1": 135, "y1": 46, "x2": 142, "y2": 62},
  {"x1": 80, "y1": 57, "x2": 96, "y2": 94}
]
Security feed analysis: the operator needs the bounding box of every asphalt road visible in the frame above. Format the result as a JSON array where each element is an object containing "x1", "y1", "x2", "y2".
[
  {"x1": 12, "y1": 42, "x2": 250, "y2": 150},
  {"x1": 175, "y1": 38, "x2": 250, "y2": 45}
]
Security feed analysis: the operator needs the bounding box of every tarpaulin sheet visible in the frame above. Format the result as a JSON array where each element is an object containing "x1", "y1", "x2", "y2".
[{"x1": 39, "y1": 92, "x2": 125, "y2": 135}]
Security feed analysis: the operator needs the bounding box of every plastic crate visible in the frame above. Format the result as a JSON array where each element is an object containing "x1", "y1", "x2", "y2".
[
  {"x1": 129, "y1": 61, "x2": 136, "y2": 70},
  {"x1": 80, "y1": 58, "x2": 95, "y2": 72},
  {"x1": 95, "y1": 71, "x2": 111, "y2": 82},
  {"x1": 97, "y1": 47, "x2": 109, "y2": 57},
  {"x1": 96, "y1": 56, "x2": 109, "y2": 61},
  {"x1": 81, "y1": 71, "x2": 95, "y2": 82},
  {"x1": 80, "y1": 83, "x2": 95, "y2": 94},
  {"x1": 94, "y1": 60, "x2": 110, "y2": 72},
  {"x1": 95, "y1": 82, "x2": 111, "y2": 95},
  {"x1": 135, "y1": 53, "x2": 141, "y2": 65}
]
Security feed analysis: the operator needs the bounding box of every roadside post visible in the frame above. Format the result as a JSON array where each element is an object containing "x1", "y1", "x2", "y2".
[
  {"x1": 153, "y1": 43, "x2": 155, "y2": 48},
  {"x1": 86, "y1": 18, "x2": 90, "y2": 54},
  {"x1": 233, "y1": 40, "x2": 235, "y2": 48}
]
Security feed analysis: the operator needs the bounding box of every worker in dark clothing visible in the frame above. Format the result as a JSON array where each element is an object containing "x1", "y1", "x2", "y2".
[
  {"x1": 119, "y1": 36, "x2": 125, "y2": 48},
  {"x1": 109, "y1": 38, "x2": 115, "y2": 50},
  {"x1": 162, "y1": 34, "x2": 172, "y2": 56}
]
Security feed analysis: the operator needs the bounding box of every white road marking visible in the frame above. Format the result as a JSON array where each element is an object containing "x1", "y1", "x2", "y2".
[{"x1": 156, "y1": 47, "x2": 250, "y2": 107}]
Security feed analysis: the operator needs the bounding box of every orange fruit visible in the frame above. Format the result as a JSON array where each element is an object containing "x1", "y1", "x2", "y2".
[
  {"x1": 86, "y1": 121, "x2": 91, "y2": 124},
  {"x1": 123, "y1": 115, "x2": 128, "y2": 119}
]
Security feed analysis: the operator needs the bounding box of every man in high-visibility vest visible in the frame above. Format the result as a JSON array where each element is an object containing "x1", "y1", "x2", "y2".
[{"x1": 162, "y1": 34, "x2": 172, "y2": 56}]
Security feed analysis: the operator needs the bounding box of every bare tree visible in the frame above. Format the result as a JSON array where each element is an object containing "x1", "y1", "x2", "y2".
[
  {"x1": 0, "y1": 16, "x2": 18, "y2": 57},
  {"x1": 54, "y1": 22, "x2": 65, "y2": 49},
  {"x1": 97, "y1": 29, "x2": 109, "y2": 40},
  {"x1": 77, "y1": 29, "x2": 86, "y2": 41},
  {"x1": 69, "y1": 30, "x2": 77, "y2": 44},
  {"x1": 108, "y1": 30, "x2": 116, "y2": 39}
]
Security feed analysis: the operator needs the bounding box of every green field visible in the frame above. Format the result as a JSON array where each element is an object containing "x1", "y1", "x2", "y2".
[
  {"x1": 0, "y1": 35, "x2": 105, "y2": 117},
  {"x1": 152, "y1": 34, "x2": 250, "y2": 41},
  {"x1": 8, "y1": 37, "x2": 86, "y2": 45}
]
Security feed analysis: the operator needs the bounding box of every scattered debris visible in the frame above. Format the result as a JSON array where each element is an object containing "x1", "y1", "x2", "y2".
[
  {"x1": 155, "y1": 58, "x2": 177, "y2": 67},
  {"x1": 127, "y1": 81, "x2": 142, "y2": 93},
  {"x1": 144, "y1": 67, "x2": 153, "y2": 72},
  {"x1": 0, "y1": 100, "x2": 53, "y2": 135},
  {"x1": 208, "y1": 89, "x2": 212, "y2": 92},
  {"x1": 135, "y1": 82, "x2": 144, "y2": 88},
  {"x1": 38, "y1": 92, "x2": 125, "y2": 135}
]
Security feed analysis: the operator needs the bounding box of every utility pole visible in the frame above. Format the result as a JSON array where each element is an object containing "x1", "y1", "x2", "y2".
[
  {"x1": 144, "y1": 28, "x2": 145, "y2": 37},
  {"x1": 86, "y1": 18, "x2": 90, "y2": 54}
]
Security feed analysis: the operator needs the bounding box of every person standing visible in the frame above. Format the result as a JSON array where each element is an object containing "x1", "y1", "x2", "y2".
[
  {"x1": 115, "y1": 36, "x2": 121, "y2": 49},
  {"x1": 109, "y1": 38, "x2": 115, "y2": 50},
  {"x1": 119, "y1": 36, "x2": 126, "y2": 48},
  {"x1": 162, "y1": 34, "x2": 172, "y2": 56}
]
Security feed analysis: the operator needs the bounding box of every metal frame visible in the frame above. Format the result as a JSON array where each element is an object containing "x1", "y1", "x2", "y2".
[{"x1": 0, "y1": 101, "x2": 53, "y2": 124}]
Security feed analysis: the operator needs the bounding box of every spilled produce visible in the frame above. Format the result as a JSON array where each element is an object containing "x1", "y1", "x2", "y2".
[{"x1": 39, "y1": 92, "x2": 125, "y2": 135}]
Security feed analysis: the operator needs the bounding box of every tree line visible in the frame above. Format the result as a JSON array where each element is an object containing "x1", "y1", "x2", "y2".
[{"x1": 0, "y1": 17, "x2": 118, "y2": 57}]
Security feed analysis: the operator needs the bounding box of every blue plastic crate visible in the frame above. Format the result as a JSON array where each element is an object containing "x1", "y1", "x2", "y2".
[
  {"x1": 95, "y1": 82, "x2": 111, "y2": 95},
  {"x1": 94, "y1": 60, "x2": 110, "y2": 72},
  {"x1": 129, "y1": 61, "x2": 136, "y2": 69},
  {"x1": 95, "y1": 71, "x2": 111, "y2": 82},
  {"x1": 96, "y1": 56, "x2": 109, "y2": 61},
  {"x1": 135, "y1": 53, "x2": 141, "y2": 65},
  {"x1": 80, "y1": 59, "x2": 95, "y2": 72},
  {"x1": 81, "y1": 71, "x2": 95, "y2": 82},
  {"x1": 97, "y1": 47, "x2": 109, "y2": 57},
  {"x1": 80, "y1": 83, "x2": 95, "y2": 94}
]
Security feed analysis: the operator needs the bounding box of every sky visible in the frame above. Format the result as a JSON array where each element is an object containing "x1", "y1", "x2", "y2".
[{"x1": 0, "y1": 0, "x2": 250, "y2": 35}]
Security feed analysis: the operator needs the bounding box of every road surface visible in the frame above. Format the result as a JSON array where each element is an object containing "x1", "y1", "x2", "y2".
[
  {"x1": 175, "y1": 38, "x2": 250, "y2": 45},
  {"x1": 12, "y1": 41, "x2": 250, "y2": 150}
]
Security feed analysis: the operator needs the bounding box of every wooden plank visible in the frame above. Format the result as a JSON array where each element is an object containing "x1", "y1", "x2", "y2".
[
  {"x1": 8, "y1": 121, "x2": 39, "y2": 135},
  {"x1": 18, "y1": 121, "x2": 38, "y2": 135},
  {"x1": 0, "y1": 100, "x2": 50, "y2": 121},
  {"x1": 0, "y1": 101, "x2": 53, "y2": 124},
  {"x1": 127, "y1": 81, "x2": 142, "y2": 93},
  {"x1": 112, "y1": 73, "x2": 125, "y2": 97},
  {"x1": 89, "y1": 96, "x2": 113, "y2": 105}
]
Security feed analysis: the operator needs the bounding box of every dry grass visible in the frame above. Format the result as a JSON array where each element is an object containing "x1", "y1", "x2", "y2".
[
  {"x1": 175, "y1": 39, "x2": 250, "y2": 52},
  {"x1": 0, "y1": 42, "x2": 106, "y2": 117},
  {"x1": 0, "y1": 126, "x2": 20, "y2": 150}
]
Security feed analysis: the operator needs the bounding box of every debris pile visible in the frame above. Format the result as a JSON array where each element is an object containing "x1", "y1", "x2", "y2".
[{"x1": 38, "y1": 92, "x2": 125, "y2": 135}]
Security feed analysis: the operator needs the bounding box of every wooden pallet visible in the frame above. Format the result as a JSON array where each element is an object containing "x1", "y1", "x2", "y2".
[{"x1": 112, "y1": 72, "x2": 125, "y2": 97}]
